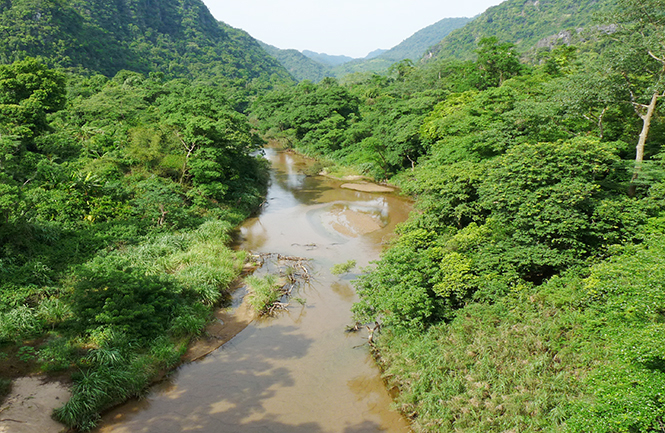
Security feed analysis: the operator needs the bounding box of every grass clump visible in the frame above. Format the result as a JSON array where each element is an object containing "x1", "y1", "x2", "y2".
[
  {"x1": 330, "y1": 259, "x2": 356, "y2": 275},
  {"x1": 246, "y1": 274, "x2": 282, "y2": 315}
]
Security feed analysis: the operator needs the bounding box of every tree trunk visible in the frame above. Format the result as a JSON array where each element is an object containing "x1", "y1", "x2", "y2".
[{"x1": 629, "y1": 91, "x2": 659, "y2": 196}]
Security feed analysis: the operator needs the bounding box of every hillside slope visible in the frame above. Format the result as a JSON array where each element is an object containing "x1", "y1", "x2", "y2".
[
  {"x1": 331, "y1": 17, "x2": 471, "y2": 77},
  {"x1": 0, "y1": 0, "x2": 292, "y2": 82},
  {"x1": 301, "y1": 50, "x2": 354, "y2": 67},
  {"x1": 260, "y1": 42, "x2": 331, "y2": 82},
  {"x1": 428, "y1": 0, "x2": 614, "y2": 60}
]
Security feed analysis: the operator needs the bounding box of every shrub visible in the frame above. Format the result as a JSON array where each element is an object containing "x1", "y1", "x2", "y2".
[{"x1": 70, "y1": 255, "x2": 179, "y2": 341}]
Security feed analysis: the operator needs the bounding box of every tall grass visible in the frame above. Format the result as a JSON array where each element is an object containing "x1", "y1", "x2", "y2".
[
  {"x1": 50, "y1": 219, "x2": 245, "y2": 431},
  {"x1": 376, "y1": 294, "x2": 584, "y2": 433},
  {"x1": 246, "y1": 274, "x2": 282, "y2": 314}
]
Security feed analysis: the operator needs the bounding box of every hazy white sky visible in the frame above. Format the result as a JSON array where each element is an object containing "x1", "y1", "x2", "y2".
[{"x1": 202, "y1": 0, "x2": 505, "y2": 58}]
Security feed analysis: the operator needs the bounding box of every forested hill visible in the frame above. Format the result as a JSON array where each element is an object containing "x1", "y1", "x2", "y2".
[
  {"x1": 259, "y1": 41, "x2": 331, "y2": 82},
  {"x1": 0, "y1": 0, "x2": 293, "y2": 82},
  {"x1": 429, "y1": 0, "x2": 614, "y2": 60},
  {"x1": 377, "y1": 17, "x2": 472, "y2": 63}
]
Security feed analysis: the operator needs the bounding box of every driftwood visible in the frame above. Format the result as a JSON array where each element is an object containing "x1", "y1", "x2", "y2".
[
  {"x1": 248, "y1": 252, "x2": 312, "y2": 315},
  {"x1": 366, "y1": 322, "x2": 381, "y2": 346},
  {"x1": 350, "y1": 321, "x2": 381, "y2": 348}
]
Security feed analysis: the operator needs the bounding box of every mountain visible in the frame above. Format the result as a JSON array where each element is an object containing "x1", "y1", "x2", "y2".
[
  {"x1": 302, "y1": 50, "x2": 355, "y2": 67},
  {"x1": 259, "y1": 41, "x2": 331, "y2": 82},
  {"x1": 329, "y1": 17, "x2": 471, "y2": 77},
  {"x1": 264, "y1": 17, "x2": 471, "y2": 82},
  {"x1": 428, "y1": 0, "x2": 614, "y2": 60},
  {"x1": 379, "y1": 17, "x2": 472, "y2": 63},
  {"x1": 0, "y1": 0, "x2": 292, "y2": 82}
]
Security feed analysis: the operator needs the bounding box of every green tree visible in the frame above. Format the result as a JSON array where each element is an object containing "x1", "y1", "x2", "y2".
[
  {"x1": 0, "y1": 57, "x2": 66, "y2": 138},
  {"x1": 604, "y1": 0, "x2": 665, "y2": 194},
  {"x1": 474, "y1": 37, "x2": 522, "y2": 89}
]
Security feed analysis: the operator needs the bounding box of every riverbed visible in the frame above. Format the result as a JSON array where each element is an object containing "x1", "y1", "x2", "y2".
[{"x1": 95, "y1": 148, "x2": 413, "y2": 433}]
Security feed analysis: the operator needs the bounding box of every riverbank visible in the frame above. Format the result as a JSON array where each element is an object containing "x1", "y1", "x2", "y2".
[
  {"x1": 0, "y1": 146, "x2": 412, "y2": 433},
  {"x1": 93, "y1": 146, "x2": 413, "y2": 433}
]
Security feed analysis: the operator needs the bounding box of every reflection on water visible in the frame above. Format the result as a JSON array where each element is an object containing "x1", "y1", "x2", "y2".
[{"x1": 97, "y1": 147, "x2": 413, "y2": 433}]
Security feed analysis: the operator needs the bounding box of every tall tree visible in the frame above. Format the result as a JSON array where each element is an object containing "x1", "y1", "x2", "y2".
[{"x1": 607, "y1": 0, "x2": 665, "y2": 195}]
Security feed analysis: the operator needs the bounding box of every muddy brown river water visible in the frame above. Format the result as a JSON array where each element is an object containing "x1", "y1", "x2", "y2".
[{"x1": 95, "y1": 148, "x2": 413, "y2": 433}]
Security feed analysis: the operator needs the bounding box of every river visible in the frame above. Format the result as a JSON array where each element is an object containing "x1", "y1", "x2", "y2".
[{"x1": 95, "y1": 147, "x2": 413, "y2": 433}]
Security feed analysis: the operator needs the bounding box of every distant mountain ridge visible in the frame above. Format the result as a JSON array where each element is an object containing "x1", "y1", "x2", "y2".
[
  {"x1": 263, "y1": 17, "x2": 471, "y2": 81},
  {"x1": 260, "y1": 42, "x2": 330, "y2": 82},
  {"x1": 0, "y1": 0, "x2": 292, "y2": 82},
  {"x1": 330, "y1": 16, "x2": 471, "y2": 77},
  {"x1": 301, "y1": 50, "x2": 354, "y2": 67},
  {"x1": 365, "y1": 49, "x2": 388, "y2": 59}
]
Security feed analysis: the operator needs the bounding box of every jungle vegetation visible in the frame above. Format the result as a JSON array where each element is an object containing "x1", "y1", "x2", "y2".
[
  {"x1": 2, "y1": 0, "x2": 665, "y2": 431},
  {"x1": 0, "y1": 59, "x2": 268, "y2": 431},
  {"x1": 251, "y1": 0, "x2": 665, "y2": 431}
]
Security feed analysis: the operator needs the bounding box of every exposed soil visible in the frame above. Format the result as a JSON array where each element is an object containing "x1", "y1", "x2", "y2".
[{"x1": 0, "y1": 376, "x2": 70, "y2": 433}]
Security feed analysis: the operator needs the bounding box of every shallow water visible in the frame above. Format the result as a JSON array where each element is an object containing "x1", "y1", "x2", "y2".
[{"x1": 96, "y1": 148, "x2": 413, "y2": 433}]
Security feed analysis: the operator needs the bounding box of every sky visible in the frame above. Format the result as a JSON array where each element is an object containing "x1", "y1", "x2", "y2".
[{"x1": 202, "y1": 0, "x2": 505, "y2": 58}]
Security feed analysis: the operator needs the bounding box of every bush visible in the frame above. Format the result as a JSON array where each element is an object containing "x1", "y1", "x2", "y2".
[{"x1": 70, "y1": 255, "x2": 180, "y2": 341}]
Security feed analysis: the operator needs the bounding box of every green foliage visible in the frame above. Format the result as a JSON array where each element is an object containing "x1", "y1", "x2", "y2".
[
  {"x1": 0, "y1": 57, "x2": 66, "y2": 138},
  {"x1": 246, "y1": 274, "x2": 282, "y2": 315},
  {"x1": 474, "y1": 37, "x2": 523, "y2": 89},
  {"x1": 17, "y1": 345, "x2": 37, "y2": 363},
  {"x1": 330, "y1": 260, "x2": 357, "y2": 275},
  {"x1": 429, "y1": 0, "x2": 614, "y2": 61},
  {"x1": 38, "y1": 337, "x2": 79, "y2": 372},
  {"x1": 70, "y1": 255, "x2": 180, "y2": 340},
  {"x1": 370, "y1": 236, "x2": 665, "y2": 432},
  {"x1": 0, "y1": 305, "x2": 44, "y2": 342},
  {"x1": 0, "y1": 57, "x2": 264, "y2": 431}
]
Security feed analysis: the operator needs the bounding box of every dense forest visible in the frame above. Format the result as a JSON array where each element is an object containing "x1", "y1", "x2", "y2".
[
  {"x1": 429, "y1": 0, "x2": 615, "y2": 60},
  {"x1": 0, "y1": 0, "x2": 292, "y2": 83},
  {"x1": 0, "y1": 0, "x2": 286, "y2": 430},
  {"x1": 1, "y1": 0, "x2": 665, "y2": 431}
]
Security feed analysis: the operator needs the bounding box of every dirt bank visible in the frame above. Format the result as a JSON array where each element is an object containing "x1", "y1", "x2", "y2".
[{"x1": 0, "y1": 376, "x2": 70, "y2": 433}]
